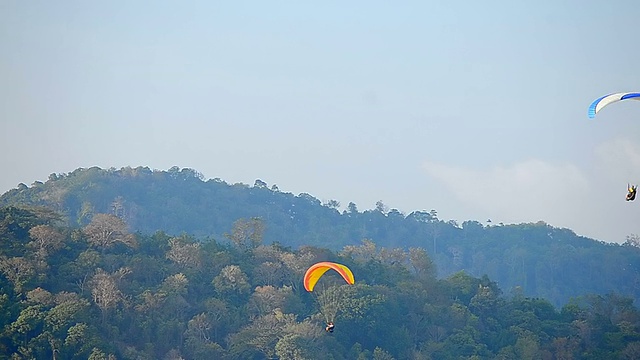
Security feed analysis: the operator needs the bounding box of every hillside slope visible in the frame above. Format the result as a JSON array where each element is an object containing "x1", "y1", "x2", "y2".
[{"x1": 2, "y1": 166, "x2": 639, "y2": 307}]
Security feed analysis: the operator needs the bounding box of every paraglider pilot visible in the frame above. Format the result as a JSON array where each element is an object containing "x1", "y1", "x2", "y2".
[
  {"x1": 325, "y1": 321, "x2": 335, "y2": 333},
  {"x1": 627, "y1": 184, "x2": 637, "y2": 201}
]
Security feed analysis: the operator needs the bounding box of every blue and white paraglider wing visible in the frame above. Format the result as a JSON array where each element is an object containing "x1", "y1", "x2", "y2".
[{"x1": 588, "y1": 92, "x2": 640, "y2": 118}]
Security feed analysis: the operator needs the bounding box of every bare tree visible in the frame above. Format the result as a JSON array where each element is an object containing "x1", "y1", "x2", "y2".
[
  {"x1": 28, "y1": 225, "x2": 65, "y2": 259},
  {"x1": 110, "y1": 196, "x2": 126, "y2": 219},
  {"x1": 83, "y1": 214, "x2": 136, "y2": 250},
  {"x1": 166, "y1": 238, "x2": 202, "y2": 269},
  {"x1": 90, "y1": 268, "x2": 130, "y2": 321},
  {"x1": 185, "y1": 313, "x2": 211, "y2": 342}
]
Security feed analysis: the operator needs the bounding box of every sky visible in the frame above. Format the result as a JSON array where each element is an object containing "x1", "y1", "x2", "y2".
[{"x1": 2, "y1": 1, "x2": 640, "y2": 243}]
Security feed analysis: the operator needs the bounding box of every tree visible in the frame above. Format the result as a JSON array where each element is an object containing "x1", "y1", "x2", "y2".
[
  {"x1": 622, "y1": 342, "x2": 640, "y2": 360},
  {"x1": 0, "y1": 256, "x2": 35, "y2": 293},
  {"x1": 225, "y1": 218, "x2": 265, "y2": 251},
  {"x1": 17, "y1": 291, "x2": 91, "y2": 359},
  {"x1": 373, "y1": 347, "x2": 396, "y2": 360},
  {"x1": 45, "y1": 292, "x2": 90, "y2": 333},
  {"x1": 90, "y1": 268, "x2": 129, "y2": 321},
  {"x1": 375, "y1": 200, "x2": 389, "y2": 214},
  {"x1": 203, "y1": 298, "x2": 231, "y2": 343},
  {"x1": 551, "y1": 337, "x2": 578, "y2": 360},
  {"x1": 163, "y1": 349, "x2": 185, "y2": 360},
  {"x1": 252, "y1": 261, "x2": 284, "y2": 287},
  {"x1": 184, "y1": 313, "x2": 211, "y2": 342},
  {"x1": 227, "y1": 311, "x2": 298, "y2": 359},
  {"x1": 280, "y1": 250, "x2": 314, "y2": 291},
  {"x1": 624, "y1": 234, "x2": 640, "y2": 248},
  {"x1": 212, "y1": 265, "x2": 250, "y2": 298},
  {"x1": 407, "y1": 210, "x2": 434, "y2": 223},
  {"x1": 166, "y1": 237, "x2": 202, "y2": 269},
  {"x1": 83, "y1": 213, "x2": 136, "y2": 250},
  {"x1": 408, "y1": 247, "x2": 436, "y2": 281},
  {"x1": 347, "y1": 202, "x2": 359, "y2": 214},
  {"x1": 28, "y1": 225, "x2": 65, "y2": 260},
  {"x1": 161, "y1": 273, "x2": 189, "y2": 296},
  {"x1": 247, "y1": 286, "x2": 288, "y2": 317},
  {"x1": 8, "y1": 304, "x2": 45, "y2": 349},
  {"x1": 341, "y1": 239, "x2": 378, "y2": 264},
  {"x1": 110, "y1": 196, "x2": 126, "y2": 219},
  {"x1": 514, "y1": 334, "x2": 540, "y2": 360},
  {"x1": 253, "y1": 179, "x2": 267, "y2": 188},
  {"x1": 77, "y1": 201, "x2": 95, "y2": 226},
  {"x1": 324, "y1": 199, "x2": 341, "y2": 210},
  {"x1": 64, "y1": 323, "x2": 93, "y2": 357},
  {"x1": 0, "y1": 206, "x2": 43, "y2": 256},
  {"x1": 275, "y1": 334, "x2": 316, "y2": 360},
  {"x1": 87, "y1": 347, "x2": 116, "y2": 360}
]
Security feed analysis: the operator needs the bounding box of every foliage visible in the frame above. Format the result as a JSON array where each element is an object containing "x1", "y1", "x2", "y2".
[
  {"x1": 2, "y1": 167, "x2": 640, "y2": 308},
  {"x1": 0, "y1": 206, "x2": 639, "y2": 358}
]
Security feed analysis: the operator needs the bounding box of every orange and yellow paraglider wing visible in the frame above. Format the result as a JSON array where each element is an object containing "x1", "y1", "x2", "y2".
[
  {"x1": 303, "y1": 262, "x2": 355, "y2": 292},
  {"x1": 334, "y1": 263, "x2": 355, "y2": 285},
  {"x1": 303, "y1": 263, "x2": 330, "y2": 292}
]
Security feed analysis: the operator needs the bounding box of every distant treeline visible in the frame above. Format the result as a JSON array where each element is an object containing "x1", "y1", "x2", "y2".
[
  {"x1": 1, "y1": 166, "x2": 640, "y2": 308},
  {"x1": 1, "y1": 206, "x2": 640, "y2": 359}
]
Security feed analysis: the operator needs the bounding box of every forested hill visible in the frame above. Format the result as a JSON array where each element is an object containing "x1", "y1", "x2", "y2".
[
  {"x1": 2, "y1": 166, "x2": 640, "y2": 307},
  {"x1": 2, "y1": 205, "x2": 640, "y2": 359}
]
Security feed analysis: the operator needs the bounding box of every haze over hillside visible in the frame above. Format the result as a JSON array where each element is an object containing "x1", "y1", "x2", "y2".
[
  {"x1": 2, "y1": 166, "x2": 640, "y2": 308},
  {"x1": 2, "y1": 202, "x2": 640, "y2": 359}
]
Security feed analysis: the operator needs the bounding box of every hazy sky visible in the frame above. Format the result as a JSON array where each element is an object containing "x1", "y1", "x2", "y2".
[{"x1": 2, "y1": 1, "x2": 640, "y2": 243}]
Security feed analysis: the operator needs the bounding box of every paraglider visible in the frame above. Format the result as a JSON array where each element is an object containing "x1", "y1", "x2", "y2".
[
  {"x1": 627, "y1": 184, "x2": 637, "y2": 201},
  {"x1": 303, "y1": 261, "x2": 355, "y2": 333},
  {"x1": 303, "y1": 261, "x2": 355, "y2": 292},
  {"x1": 588, "y1": 93, "x2": 640, "y2": 203},
  {"x1": 325, "y1": 321, "x2": 335, "y2": 333},
  {"x1": 588, "y1": 92, "x2": 640, "y2": 118}
]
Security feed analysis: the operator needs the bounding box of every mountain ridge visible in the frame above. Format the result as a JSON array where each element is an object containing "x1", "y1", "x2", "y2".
[{"x1": 2, "y1": 165, "x2": 639, "y2": 307}]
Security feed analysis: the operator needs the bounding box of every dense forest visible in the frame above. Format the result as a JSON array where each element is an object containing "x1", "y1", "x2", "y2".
[
  {"x1": 2, "y1": 205, "x2": 640, "y2": 359},
  {"x1": 1, "y1": 166, "x2": 639, "y2": 308}
]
